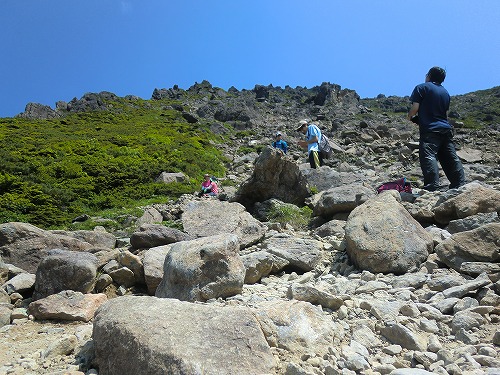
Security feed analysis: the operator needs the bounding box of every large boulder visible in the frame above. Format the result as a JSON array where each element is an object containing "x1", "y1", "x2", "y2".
[
  {"x1": 435, "y1": 223, "x2": 500, "y2": 276},
  {"x1": 142, "y1": 245, "x2": 173, "y2": 295},
  {"x1": 50, "y1": 227, "x2": 116, "y2": 249},
  {"x1": 92, "y1": 296, "x2": 276, "y2": 375},
  {"x1": 299, "y1": 165, "x2": 368, "y2": 192},
  {"x1": 233, "y1": 146, "x2": 309, "y2": 207},
  {"x1": 130, "y1": 224, "x2": 192, "y2": 250},
  {"x1": 262, "y1": 234, "x2": 326, "y2": 272},
  {"x1": 345, "y1": 191, "x2": 433, "y2": 274},
  {"x1": 433, "y1": 184, "x2": 500, "y2": 224},
  {"x1": 0, "y1": 222, "x2": 93, "y2": 273},
  {"x1": 32, "y1": 249, "x2": 98, "y2": 300},
  {"x1": 181, "y1": 200, "x2": 266, "y2": 249},
  {"x1": 155, "y1": 234, "x2": 245, "y2": 302},
  {"x1": 29, "y1": 290, "x2": 107, "y2": 322},
  {"x1": 311, "y1": 183, "x2": 376, "y2": 218}
]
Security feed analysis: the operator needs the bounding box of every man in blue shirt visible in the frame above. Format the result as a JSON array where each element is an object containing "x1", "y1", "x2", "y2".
[
  {"x1": 272, "y1": 131, "x2": 288, "y2": 154},
  {"x1": 296, "y1": 119, "x2": 323, "y2": 169},
  {"x1": 408, "y1": 66, "x2": 465, "y2": 191}
]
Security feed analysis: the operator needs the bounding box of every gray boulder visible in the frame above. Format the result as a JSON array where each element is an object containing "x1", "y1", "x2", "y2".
[
  {"x1": 241, "y1": 250, "x2": 289, "y2": 284},
  {"x1": 311, "y1": 183, "x2": 376, "y2": 218},
  {"x1": 155, "y1": 171, "x2": 187, "y2": 184},
  {"x1": 50, "y1": 227, "x2": 116, "y2": 249},
  {"x1": 433, "y1": 184, "x2": 500, "y2": 224},
  {"x1": 298, "y1": 165, "x2": 368, "y2": 192},
  {"x1": 182, "y1": 200, "x2": 266, "y2": 249},
  {"x1": 0, "y1": 222, "x2": 93, "y2": 273},
  {"x1": 233, "y1": 146, "x2": 309, "y2": 207},
  {"x1": 262, "y1": 234, "x2": 326, "y2": 272},
  {"x1": 29, "y1": 290, "x2": 107, "y2": 322},
  {"x1": 155, "y1": 234, "x2": 245, "y2": 302},
  {"x1": 345, "y1": 191, "x2": 433, "y2": 274},
  {"x1": 1, "y1": 272, "x2": 35, "y2": 295},
  {"x1": 142, "y1": 245, "x2": 173, "y2": 295},
  {"x1": 130, "y1": 223, "x2": 192, "y2": 249},
  {"x1": 92, "y1": 296, "x2": 276, "y2": 375},
  {"x1": 435, "y1": 223, "x2": 500, "y2": 275},
  {"x1": 32, "y1": 249, "x2": 98, "y2": 300}
]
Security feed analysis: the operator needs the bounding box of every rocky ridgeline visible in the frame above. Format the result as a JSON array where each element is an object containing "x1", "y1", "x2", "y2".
[{"x1": 1, "y1": 145, "x2": 500, "y2": 375}]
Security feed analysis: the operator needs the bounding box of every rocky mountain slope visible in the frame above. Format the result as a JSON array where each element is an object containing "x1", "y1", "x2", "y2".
[{"x1": 1, "y1": 83, "x2": 499, "y2": 375}]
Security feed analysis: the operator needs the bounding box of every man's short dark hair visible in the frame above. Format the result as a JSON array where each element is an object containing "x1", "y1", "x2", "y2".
[{"x1": 427, "y1": 66, "x2": 446, "y2": 84}]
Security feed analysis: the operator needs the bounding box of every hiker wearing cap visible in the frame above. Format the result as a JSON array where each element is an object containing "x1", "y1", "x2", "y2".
[
  {"x1": 199, "y1": 173, "x2": 219, "y2": 197},
  {"x1": 296, "y1": 119, "x2": 323, "y2": 169},
  {"x1": 272, "y1": 131, "x2": 288, "y2": 154}
]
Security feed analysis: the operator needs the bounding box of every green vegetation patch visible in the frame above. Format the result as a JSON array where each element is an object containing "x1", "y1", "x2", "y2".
[{"x1": 0, "y1": 101, "x2": 227, "y2": 229}]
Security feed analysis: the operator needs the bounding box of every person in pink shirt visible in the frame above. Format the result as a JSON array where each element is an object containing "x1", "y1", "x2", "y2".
[{"x1": 199, "y1": 173, "x2": 219, "y2": 197}]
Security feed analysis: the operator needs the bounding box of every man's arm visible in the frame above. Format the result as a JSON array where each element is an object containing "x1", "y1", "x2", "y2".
[
  {"x1": 408, "y1": 102, "x2": 420, "y2": 121},
  {"x1": 307, "y1": 136, "x2": 318, "y2": 144}
]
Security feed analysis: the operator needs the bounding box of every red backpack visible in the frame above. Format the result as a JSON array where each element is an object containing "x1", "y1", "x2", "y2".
[{"x1": 376, "y1": 177, "x2": 412, "y2": 194}]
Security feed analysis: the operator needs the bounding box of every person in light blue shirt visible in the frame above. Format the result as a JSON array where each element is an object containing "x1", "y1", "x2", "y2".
[
  {"x1": 272, "y1": 131, "x2": 288, "y2": 154},
  {"x1": 296, "y1": 119, "x2": 323, "y2": 169}
]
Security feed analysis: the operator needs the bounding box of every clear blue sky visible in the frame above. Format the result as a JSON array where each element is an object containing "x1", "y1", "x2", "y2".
[{"x1": 1, "y1": 1, "x2": 499, "y2": 118}]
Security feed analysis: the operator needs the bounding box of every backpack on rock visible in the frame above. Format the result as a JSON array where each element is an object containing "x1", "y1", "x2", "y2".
[{"x1": 376, "y1": 177, "x2": 412, "y2": 194}]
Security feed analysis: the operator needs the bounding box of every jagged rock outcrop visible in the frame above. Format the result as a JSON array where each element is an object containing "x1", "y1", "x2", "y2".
[
  {"x1": 16, "y1": 102, "x2": 61, "y2": 119},
  {"x1": 234, "y1": 146, "x2": 310, "y2": 208}
]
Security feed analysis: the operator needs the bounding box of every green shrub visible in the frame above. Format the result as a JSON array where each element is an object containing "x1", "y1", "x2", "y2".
[
  {"x1": 0, "y1": 99, "x2": 227, "y2": 229},
  {"x1": 267, "y1": 204, "x2": 312, "y2": 230}
]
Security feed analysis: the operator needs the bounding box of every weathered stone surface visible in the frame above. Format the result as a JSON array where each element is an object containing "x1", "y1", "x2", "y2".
[
  {"x1": 32, "y1": 249, "x2": 98, "y2": 300},
  {"x1": 233, "y1": 146, "x2": 310, "y2": 207},
  {"x1": 93, "y1": 296, "x2": 276, "y2": 375},
  {"x1": 29, "y1": 290, "x2": 107, "y2": 322},
  {"x1": 262, "y1": 234, "x2": 325, "y2": 272},
  {"x1": 130, "y1": 223, "x2": 192, "y2": 249},
  {"x1": 155, "y1": 171, "x2": 187, "y2": 184},
  {"x1": 254, "y1": 299, "x2": 338, "y2": 355},
  {"x1": 142, "y1": 245, "x2": 173, "y2": 295},
  {"x1": 50, "y1": 227, "x2": 116, "y2": 249},
  {"x1": 1, "y1": 272, "x2": 35, "y2": 295},
  {"x1": 135, "y1": 207, "x2": 164, "y2": 227},
  {"x1": 311, "y1": 183, "x2": 376, "y2": 218},
  {"x1": 299, "y1": 165, "x2": 368, "y2": 193},
  {"x1": 446, "y1": 211, "x2": 499, "y2": 234},
  {"x1": 433, "y1": 184, "x2": 500, "y2": 224},
  {"x1": 241, "y1": 250, "x2": 289, "y2": 284},
  {"x1": 155, "y1": 234, "x2": 245, "y2": 302},
  {"x1": 0, "y1": 222, "x2": 93, "y2": 273},
  {"x1": 182, "y1": 200, "x2": 267, "y2": 249},
  {"x1": 287, "y1": 283, "x2": 344, "y2": 310},
  {"x1": 345, "y1": 191, "x2": 433, "y2": 274},
  {"x1": 380, "y1": 322, "x2": 427, "y2": 351},
  {"x1": 435, "y1": 223, "x2": 500, "y2": 274}
]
